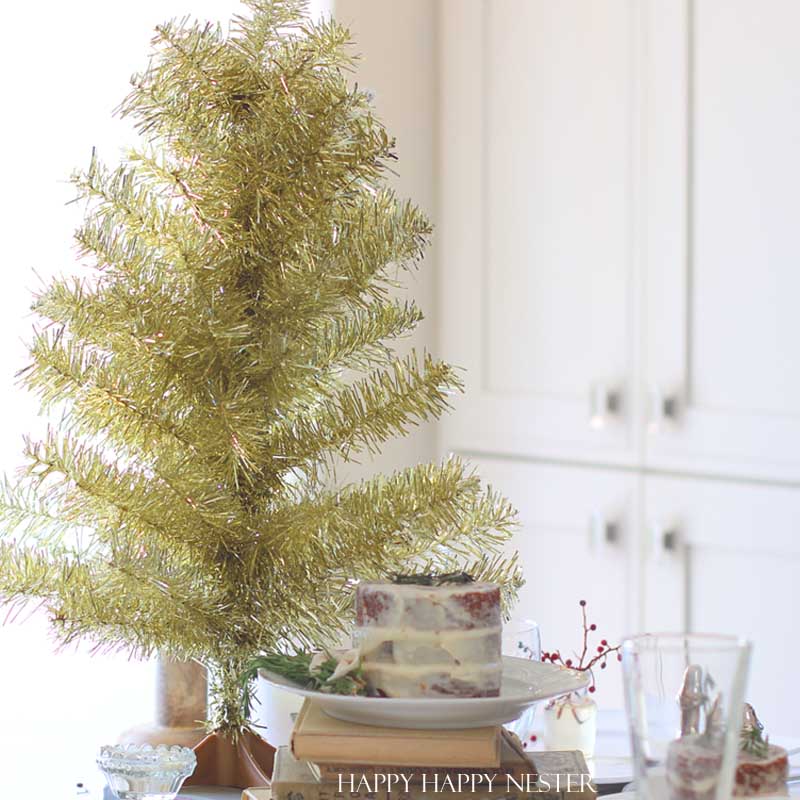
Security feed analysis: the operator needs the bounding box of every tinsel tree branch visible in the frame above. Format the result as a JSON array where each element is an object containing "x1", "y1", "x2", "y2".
[{"x1": 0, "y1": 0, "x2": 523, "y2": 735}]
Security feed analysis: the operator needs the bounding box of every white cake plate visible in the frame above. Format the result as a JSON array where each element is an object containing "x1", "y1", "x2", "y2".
[{"x1": 258, "y1": 655, "x2": 589, "y2": 729}]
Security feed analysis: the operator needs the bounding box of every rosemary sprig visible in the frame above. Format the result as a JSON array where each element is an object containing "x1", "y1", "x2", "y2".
[
  {"x1": 392, "y1": 571, "x2": 475, "y2": 586},
  {"x1": 741, "y1": 725, "x2": 770, "y2": 759},
  {"x1": 239, "y1": 651, "x2": 368, "y2": 718}
]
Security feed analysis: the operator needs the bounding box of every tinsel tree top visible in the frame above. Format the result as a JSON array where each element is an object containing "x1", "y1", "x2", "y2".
[{"x1": 0, "y1": 0, "x2": 522, "y2": 732}]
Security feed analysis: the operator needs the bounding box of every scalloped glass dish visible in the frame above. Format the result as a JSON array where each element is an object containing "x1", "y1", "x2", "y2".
[{"x1": 97, "y1": 743, "x2": 197, "y2": 800}]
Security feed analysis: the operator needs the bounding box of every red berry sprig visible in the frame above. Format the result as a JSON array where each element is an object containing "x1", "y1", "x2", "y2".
[{"x1": 540, "y1": 600, "x2": 621, "y2": 694}]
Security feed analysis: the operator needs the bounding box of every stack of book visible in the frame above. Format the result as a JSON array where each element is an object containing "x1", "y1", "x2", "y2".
[{"x1": 242, "y1": 700, "x2": 596, "y2": 800}]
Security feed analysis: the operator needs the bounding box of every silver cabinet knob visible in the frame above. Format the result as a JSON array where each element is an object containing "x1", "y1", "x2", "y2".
[
  {"x1": 648, "y1": 386, "x2": 680, "y2": 430},
  {"x1": 650, "y1": 522, "x2": 681, "y2": 560},
  {"x1": 590, "y1": 383, "x2": 622, "y2": 429},
  {"x1": 662, "y1": 529, "x2": 679, "y2": 551},
  {"x1": 590, "y1": 513, "x2": 621, "y2": 552}
]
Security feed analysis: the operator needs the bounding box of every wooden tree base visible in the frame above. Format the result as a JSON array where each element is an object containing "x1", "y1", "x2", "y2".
[{"x1": 185, "y1": 730, "x2": 276, "y2": 789}]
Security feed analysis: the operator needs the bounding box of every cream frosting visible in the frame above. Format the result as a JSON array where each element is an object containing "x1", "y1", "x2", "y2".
[{"x1": 355, "y1": 581, "x2": 502, "y2": 698}]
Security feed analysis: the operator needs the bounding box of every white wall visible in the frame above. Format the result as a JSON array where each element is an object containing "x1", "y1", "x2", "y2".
[{"x1": 331, "y1": 0, "x2": 439, "y2": 481}]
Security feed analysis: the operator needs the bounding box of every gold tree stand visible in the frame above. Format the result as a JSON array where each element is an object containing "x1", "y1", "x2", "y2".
[{"x1": 185, "y1": 730, "x2": 276, "y2": 789}]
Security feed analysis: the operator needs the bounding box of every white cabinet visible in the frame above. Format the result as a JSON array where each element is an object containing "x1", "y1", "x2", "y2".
[
  {"x1": 438, "y1": 0, "x2": 639, "y2": 468},
  {"x1": 438, "y1": 0, "x2": 800, "y2": 483},
  {"x1": 436, "y1": 0, "x2": 800, "y2": 724},
  {"x1": 642, "y1": 474, "x2": 800, "y2": 735},
  {"x1": 644, "y1": 0, "x2": 800, "y2": 483},
  {"x1": 471, "y1": 456, "x2": 639, "y2": 707}
]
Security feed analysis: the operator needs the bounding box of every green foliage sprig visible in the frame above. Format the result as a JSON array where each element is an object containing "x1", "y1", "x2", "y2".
[
  {"x1": 0, "y1": 0, "x2": 522, "y2": 735},
  {"x1": 392, "y1": 571, "x2": 475, "y2": 586},
  {"x1": 240, "y1": 651, "x2": 368, "y2": 719},
  {"x1": 740, "y1": 725, "x2": 770, "y2": 759}
]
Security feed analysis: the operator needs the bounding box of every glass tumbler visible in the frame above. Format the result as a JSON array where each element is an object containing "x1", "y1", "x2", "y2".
[
  {"x1": 502, "y1": 619, "x2": 541, "y2": 742},
  {"x1": 621, "y1": 633, "x2": 751, "y2": 800}
]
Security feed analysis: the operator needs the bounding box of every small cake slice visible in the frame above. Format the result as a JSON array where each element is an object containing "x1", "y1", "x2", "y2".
[
  {"x1": 734, "y1": 744, "x2": 789, "y2": 797},
  {"x1": 666, "y1": 735, "x2": 723, "y2": 800},
  {"x1": 666, "y1": 703, "x2": 789, "y2": 800},
  {"x1": 355, "y1": 579, "x2": 502, "y2": 698},
  {"x1": 735, "y1": 705, "x2": 789, "y2": 796}
]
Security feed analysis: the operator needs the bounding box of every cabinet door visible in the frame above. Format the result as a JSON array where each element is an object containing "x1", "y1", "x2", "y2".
[
  {"x1": 644, "y1": 0, "x2": 800, "y2": 482},
  {"x1": 472, "y1": 457, "x2": 639, "y2": 707},
  {"x1": 437, "y1": 0, "x2": 640, "y2": 467},
  {"x1": 643, "y1": 474, "x2": 800, "y2": 735}
]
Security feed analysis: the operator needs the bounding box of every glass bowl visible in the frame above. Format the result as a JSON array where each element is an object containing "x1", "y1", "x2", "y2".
[{"x1": 97, "y1": 743, "x2": 197, "y2": 800}]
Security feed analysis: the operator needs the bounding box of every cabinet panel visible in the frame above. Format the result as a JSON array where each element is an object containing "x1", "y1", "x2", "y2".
[
  {"x1": 485, "y1": 0, "x2": 631, "y2": 398},
  {"x1": 471, "y1": 457, "x2": 639, "y2": 707},
  {"x1": 643, "y1": 474, "x2": 800, "y2": 735},
  {"x1": 692, "y1": 1, "x2": 800, "y2": 418},
  {"x1": 644, "y1": 0, "x2": 800, "y2": 482},
  {"x1": 438, "y1": 0, "x2": 638, "y2": 466}
]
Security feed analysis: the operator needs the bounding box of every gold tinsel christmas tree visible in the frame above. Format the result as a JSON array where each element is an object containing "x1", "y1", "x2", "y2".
[{"x1": 0, "y1": 0, "x2": 521, "y2": 766}]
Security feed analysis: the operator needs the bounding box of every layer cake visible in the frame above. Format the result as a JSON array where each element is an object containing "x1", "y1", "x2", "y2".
[{"x1": 355, "y1": 580, "x2": 502, "y2": 698}]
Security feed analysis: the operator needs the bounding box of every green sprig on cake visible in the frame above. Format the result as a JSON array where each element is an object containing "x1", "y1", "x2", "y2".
[
  {"x1": 740, "y1": 723, "x2": 770, "y2": 760},
  {"x1": 0, "y1": 0, "x2": 522, "y2": 739},
  {"x1": 242, "y1": 650, "x2": 369, "y2": 701}
]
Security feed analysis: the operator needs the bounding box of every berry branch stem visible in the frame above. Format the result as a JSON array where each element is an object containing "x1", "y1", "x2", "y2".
[
  {"x1": 579, "y1": 602, "x2": 589, "y2": 669},
  {"x1": 540, "y1": 600, "x2": 621, "y2": 695}
]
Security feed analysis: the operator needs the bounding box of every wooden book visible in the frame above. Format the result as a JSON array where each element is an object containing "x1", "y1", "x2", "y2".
[
  {"x1": 526, "y1": 751, "x2": 596, "y2": 800},
  {"x1": 274, "y1": 745, "x2": 384, "y2": 800},
  {"x1": 290, "y1": 700, "x2": 500, "y2": 768},
  {"x1": 270, "y1": 745, "x2": 596, "y2": 800},
  {"x1": 316, "y1": 729, "x2": 532, "y2": 784},
  {"x1": 242, "y1": 791, "x2": 271, "y2": 800}
]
